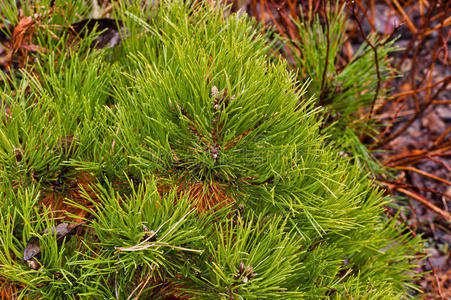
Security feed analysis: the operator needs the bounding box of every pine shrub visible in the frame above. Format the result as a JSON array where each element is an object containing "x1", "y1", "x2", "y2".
[
  {"x1": 0, "y1": 1, "x2": 422, "y2": 299},
  {"x1": 286, "y1": 3, "x2": 397, "y2": 174}
]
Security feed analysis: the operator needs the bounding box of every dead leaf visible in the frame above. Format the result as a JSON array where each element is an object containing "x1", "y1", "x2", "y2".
[
  {"x1": 23, "y1": 222, "x2": 82, "y2": 267},
  {"x1": 69, "y1": 18, "x2": 124, "y2": 49},
  {"x1": 11, "y1": 16, "x2": 34, "y2": 52},
  {"x1": 23, "y1": 236, "x2": 40, "y2": 261},
  {"x1": 42, "y1": 222, "x2": 80, "y2": 238}
]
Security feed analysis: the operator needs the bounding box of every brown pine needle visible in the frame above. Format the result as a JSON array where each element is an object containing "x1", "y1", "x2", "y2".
[
  {"x1": 389, "y1": 0, "x2": 417, "y2": 34},
  {"x1": 396, "y1": 188, "x2": 451, "y2": 222},
  {"x1": 395, "y1": 166, "x2": 451, "y2": 186}
]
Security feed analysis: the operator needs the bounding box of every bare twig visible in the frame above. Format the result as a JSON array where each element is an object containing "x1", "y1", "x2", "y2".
[
  {"x1": 387, "y1": 76, "x2": 451, "y2": 100},
  {"x1": 127, "y1": 270, "x2": 154, "y2": 300},
  {"x1": 427, "y1": 255, "x2": 445, "y2": 300},
  {"x1": 115, "y1": 208, "x2": 203, "y2": 253},
  {"x1": 116, "y1": 242, "x2": 203, "y2": 253},
  {"x1": 396, "y1": 187, "x2": 451, "y2": 222},
  {"x1": 380, "y1": 179, "x2": 451, "y2": 201},
  {"x1": 347, "y1": 0, "x2": 381, "y2": 118},
  {"x1": 134, "y1": 274, "x2": 153, "y2": 300},
  {"x1": 394, "y1": 166, "x2": 451, "y2": 186},
  {"x1": 319, "y1": 0, "x2": 330, "y2": 105},
  {"x1": 387, "y1": 0, "x2": 417, "y2": 34}
]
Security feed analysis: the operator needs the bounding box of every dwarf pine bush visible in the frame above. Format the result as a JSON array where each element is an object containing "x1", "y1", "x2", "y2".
[{"x1": 0, "y1": 0, "x2": 421, "y2": 299}]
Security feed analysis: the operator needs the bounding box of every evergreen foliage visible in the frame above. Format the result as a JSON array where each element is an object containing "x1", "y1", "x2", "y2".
[
  {"x1": 0, "y1": 0, "x2": 422, "y2": 298},
  {"x1": 287, "y1": 3, "x2": 397, "y2": 173}
]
